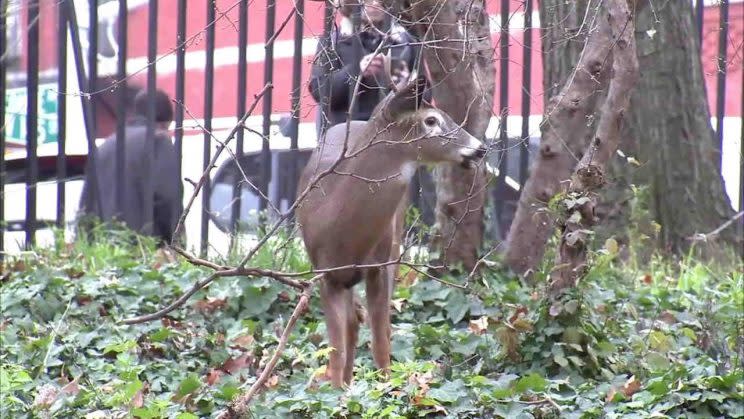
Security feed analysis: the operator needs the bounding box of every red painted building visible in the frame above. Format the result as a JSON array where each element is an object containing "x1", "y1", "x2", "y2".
[{"x1": 6, "y1": 0, "x2": 742, "y2": 143}]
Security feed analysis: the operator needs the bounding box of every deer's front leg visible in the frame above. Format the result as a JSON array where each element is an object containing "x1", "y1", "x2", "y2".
[
  {"x1": 320, "y1": 278, "x2": 353, "y2": 387},
  {"x1": 365, "y1": 266, "x2": 392, "y2": 373}
]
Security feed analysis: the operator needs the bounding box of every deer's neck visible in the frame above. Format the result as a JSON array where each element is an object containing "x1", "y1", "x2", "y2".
[{"x1": 344, "y1": 128, "x2": 419, "y2": 187}]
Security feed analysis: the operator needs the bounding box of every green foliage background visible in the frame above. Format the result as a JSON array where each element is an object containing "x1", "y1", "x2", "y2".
[{"x1": 1, "y1": 227, "x2": 742, "y2": 418}]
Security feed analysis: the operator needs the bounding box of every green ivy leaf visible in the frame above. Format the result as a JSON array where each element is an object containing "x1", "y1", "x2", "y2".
[
  {"x1": 176, "y1": 374, "x2": 202, "y2": 398},
  {"x1": 515, "y1": 373, "x2": 548, "y2": 393}
]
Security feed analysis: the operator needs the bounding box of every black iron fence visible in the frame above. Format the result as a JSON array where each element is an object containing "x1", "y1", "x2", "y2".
[{"x1": 1, "y1": 0, "x2": 741, "y2": 258}]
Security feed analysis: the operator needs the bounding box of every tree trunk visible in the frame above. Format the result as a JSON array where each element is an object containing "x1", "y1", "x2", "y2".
[
  {"x1": 388, "y1": 0, "x2": 495, "y2": 271},
  {"x1": 606, "y1": 1, "x2": 739, "y2": 254},
  {"x1": 548, "y1": 0, "x2": 639, "y2": 298},
  {"x1": 506, "y1": 1, "x2": 740, "y2": 275},
  {"x1": 504, "y1": 0, "x2": 609, "y2": 275}
]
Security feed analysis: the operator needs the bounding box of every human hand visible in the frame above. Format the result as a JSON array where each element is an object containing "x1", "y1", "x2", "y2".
[
  {"x1": 390, "y1": 60, "x2": 410, "y2": 86},
  {"x1": 359, "y1": 53, "x2": 387, "y2": 77}
]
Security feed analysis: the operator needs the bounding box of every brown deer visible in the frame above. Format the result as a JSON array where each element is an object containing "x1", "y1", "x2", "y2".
[{"x1": 296, "y1": 79, "x2": 486, "y2": 387}]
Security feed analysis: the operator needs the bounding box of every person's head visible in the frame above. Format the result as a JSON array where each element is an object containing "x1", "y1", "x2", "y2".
[
  {"x1": 134, "y1": 88, "x2": 174, "y2": 130},
  {"x1": 340, "y1": 0, "x2": 387, "y2": 29}
]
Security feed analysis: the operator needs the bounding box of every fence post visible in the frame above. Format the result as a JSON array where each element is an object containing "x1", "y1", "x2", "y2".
[
  {"x1": 0, "y1": 0, "x2": 7, "y2": 256},
  {"x1": 57, "y1": 2, "x2": 68, "y2": 229},
  {"x1": 116, "y1": 0, "x2": 128, "y2": 221},
  {"x1": 67, "y1": 0, "x2": 101, "y2": 216},
  {"x1": 201, "y1": 0, "x2": 216, "y2": 256},
  {"x1": 25, "y1": 0, "x2": 40, "y2": 247},
  {"x1": 143, "y1": 0, "x2": 158, "y2": 235},
  {"x1": 174, "y1": 0, "x2": 186, "y2": 196},
  {"x1": 519, "y1": 0, "x2": 532, "y2": 188},
  {"x1": 230, "y1": 0, "x2": 249, "y2": 243},
  {"x1": 493, "y1": 0, "x2": 510, "y2": 236},
  {"x1": 288, "y1": 0, "x2": 305, "y2": 215},
  {"x1": 259, "y1": 0, "x2": 276, "y2": 213},
  {"x1": 714, "y1": 0, "x2": 729, "y2": 165}
]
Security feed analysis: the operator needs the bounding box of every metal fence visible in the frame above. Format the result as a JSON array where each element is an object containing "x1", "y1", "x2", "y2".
[{"x1": 1, "y1": 0, "x2": 741, "y2": 258}]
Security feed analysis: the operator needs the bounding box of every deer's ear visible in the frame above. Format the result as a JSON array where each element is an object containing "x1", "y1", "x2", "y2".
[{"x1": 384, "y1": 76, "x2": 428, "y2": 120}]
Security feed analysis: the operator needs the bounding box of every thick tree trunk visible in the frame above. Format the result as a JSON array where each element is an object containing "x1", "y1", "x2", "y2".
[
  {"x1": 506, "y1": 1, "x2": 740, "y2": 275},
  {"x1": 388, "y1": 0, "x2": 495, "y2": 271},
  {"x1": 504, "y1": 0, "x2": 609, "y2": 275},
  {"x1": 607, "y1": 1, "x2": 739, "y2": 254},
  {"x1": 549, "y1": 0, "x2": 639, "y2": 298}
]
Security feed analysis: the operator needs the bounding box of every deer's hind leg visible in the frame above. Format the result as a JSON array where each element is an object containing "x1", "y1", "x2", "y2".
[{"x1": 320, "y1": 271, "x2": 358, "y2": 387}]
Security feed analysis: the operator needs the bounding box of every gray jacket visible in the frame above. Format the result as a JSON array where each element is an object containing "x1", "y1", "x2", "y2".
[{"x1": 79, "y1": 118, "x2": 183, "y2": 244}]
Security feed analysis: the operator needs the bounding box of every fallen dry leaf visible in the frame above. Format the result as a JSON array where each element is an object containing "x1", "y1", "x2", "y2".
[
  {"x1": 391, "y1": 298, "x2": 406, "y2": 312},
  {"x1": 658, "y1": 311, "x2": 677, "y2": 325},
  {"x1": 65, "y1": 268, "x2": 85, "y2": 279},
  {"x1": 60, "y1": 377, "x2": 81, "y2": 396},
  {"x1": 266, "y1": 375, "x2": 280, "y2": 388},
  {"x1": 605, "y1": 386, "x2": 617, "y2": 403},
  {"x1": 76, "y1": 295, "x2": 92, "y2": 306},
  {"x1": 33, "y1": 384, "x2": 58, "y2": 409},
  {"x1": 508, "y1": 306, "x2": 529, "y2": 324},
  {"x1": 205, "y1": 368, "x2": 223, "y2": 386},
  {"x1": 131, "y1": 389, "x2": 144, "y2": 408},
  {"x1": 231, "y1": 334, "x2": 255, "y2": 349},
  {"x1": 193, "y1": 297, "x2": 228, "y2": 314},
  {"x1": 221, "y1": 353, "x2": 252, "y2": 375},
  {"x1": 398, "y1": 269, "x2": 419, "y2": 287},
  {"x1": 469, "y1": 316, "x2": 489, "y2": 335},
  {"x1": 408, "y1": 371, "x2": 433, "y2": 395},
  {"x1": 622, "y1": 375, "x2": 642, "y2": 397},
  {"x1": 641, "y1": 274, "x2": 653, "y2": 285}
]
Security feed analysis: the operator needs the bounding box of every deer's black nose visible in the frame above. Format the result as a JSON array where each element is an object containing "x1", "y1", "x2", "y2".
[{"x1": 475, "y1": 146, "x2": 487, "y2": 158}]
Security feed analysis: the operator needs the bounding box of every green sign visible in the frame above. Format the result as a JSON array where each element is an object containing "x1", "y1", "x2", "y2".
[{"x1": 4, "y1": 83, "x2": 58, "y2": 145}]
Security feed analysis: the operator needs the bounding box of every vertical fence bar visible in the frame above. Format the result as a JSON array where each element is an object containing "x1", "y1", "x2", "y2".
[
  {"x1": 174, "y1": 0, "x2": 186, "y2": 186},
  {"x1": 67, "y1": 0, "x2": 100, "y2": 214},
  {"x1": 319, "y1": 1, "x2": 334, "y2": 138},
  {"x1": 259, "y1": 0, "x2": 275, "y2": 212},
  {"x1": 714, "y1": 0, "x2": 729, "y2": 160},
  {"x1": 493, "y1": 0, "x2": 510, "y2": 231},
  {"x1": 25, "y1": 0, "x2": 40, "y2": 247},
  {"x1": 116, "y1": 0, "x2": 127, "y2": 219},
  {"x1": 288, "y1": 0, "x2": 305, "y2": 211},
  {"x1": 739, "y1": 65, "x2": 743, "y2": 219},
  {"x1": 88, "y1": 0, "x2": 97, "y2": 154},
  {"x1": 348, "y1": 3, "x2": 362, "y2": 119},
  {"x1": 519, "y1": 0, "x2": 532, "y2": 187},
  {"x1": 230, "y1": 0, "x2": 248, "y2": 236},
  {"x1": 0, "y1": 0, "x2": 6, "y2": 256},
  {"x1": 143, "y1": 0, "x2": 158, "y2": 235},
  {"x1": 57, "y1": 2, "x2": 68, "y2": 228},
  {"x1": 201, "y1": 0, "x2": 216, "y2": 255},
  {"x1": 695, "y1": 0, "x2": 704, "y2": 45}
]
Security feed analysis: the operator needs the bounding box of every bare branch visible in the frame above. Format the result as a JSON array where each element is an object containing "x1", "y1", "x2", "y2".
[{"x1": 221, "y1": 280, "x2": 318, "y2": 418}]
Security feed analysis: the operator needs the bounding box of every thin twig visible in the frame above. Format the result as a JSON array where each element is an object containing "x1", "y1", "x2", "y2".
[
  {"x1": 172, "y1": 83, "x2": 272, "y2": 240},
  {"x1": 221, "y1": 279, "x2": 318, "y2": 418},
  {"x1": 687, "y1": 211, "x2": 744, "y2": 242}
]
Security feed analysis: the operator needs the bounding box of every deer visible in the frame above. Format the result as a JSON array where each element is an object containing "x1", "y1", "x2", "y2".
[{"x1": 295, "y1": 78, "x2": 486, "y2": 387}]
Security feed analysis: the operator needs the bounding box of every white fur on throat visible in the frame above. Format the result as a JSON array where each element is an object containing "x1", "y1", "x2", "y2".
[{"x1": 399, "y1": 162, "x2": 417, "y2": 183}]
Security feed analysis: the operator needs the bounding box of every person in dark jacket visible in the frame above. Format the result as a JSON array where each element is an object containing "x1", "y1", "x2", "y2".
[
  {"x1": 78, "y1": 88, "x2": 183, "y2": 245},
  {"x1": 308, "y1": 0, "x2": 423, "y2": 132}
]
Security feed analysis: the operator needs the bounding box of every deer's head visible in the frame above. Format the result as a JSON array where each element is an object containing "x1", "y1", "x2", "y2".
[{"x1": 373, "y1": 77, "x2": 487, "y2": 168}]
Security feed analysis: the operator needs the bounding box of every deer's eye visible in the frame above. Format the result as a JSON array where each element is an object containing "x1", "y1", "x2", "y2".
[{"x1": 424, "y1": 116, "x2": 438, "y2": 127}]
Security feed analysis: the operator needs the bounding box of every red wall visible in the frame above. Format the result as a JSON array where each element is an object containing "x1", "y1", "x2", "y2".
[{"x1": 19, "y1": 0, "x2": 744, "y2": 132}]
